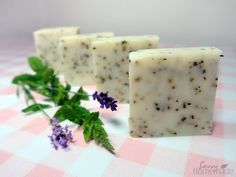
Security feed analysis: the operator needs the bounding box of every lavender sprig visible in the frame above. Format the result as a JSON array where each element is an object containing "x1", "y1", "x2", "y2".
[
  {"x1": 49, "y1": 118, "x2": 74, "y2": 150},
  {"x1": 92, "y1": 91, "x2": 118, "y2": 111}
]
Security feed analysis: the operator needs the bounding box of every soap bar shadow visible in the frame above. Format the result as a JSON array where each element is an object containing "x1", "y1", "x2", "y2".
[{"x1": 100, "y1": 112, "x2": 122, "y2": 127}]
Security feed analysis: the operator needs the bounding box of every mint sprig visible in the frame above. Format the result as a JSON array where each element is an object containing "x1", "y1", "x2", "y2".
[
  {"x1": 13, "y1": 56, "x2": 70, "y2": 106},
  {"x1": 12, "y1": 57, "x2": 115, "y2": 153}
]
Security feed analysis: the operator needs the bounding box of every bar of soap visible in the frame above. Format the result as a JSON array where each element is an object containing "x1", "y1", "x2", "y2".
[
  {"x1": 59, "y1": 32, "x2": 114, "y2": 85},
  {"x1": 33, "y1": 27, "x2": 80, "y2": 73},
  {"x1": 92, "y1": 35, "x2": 159, "y2": 103},
  {"x1": 129, "y1": 47, "x2": 222, "y2": 137}
]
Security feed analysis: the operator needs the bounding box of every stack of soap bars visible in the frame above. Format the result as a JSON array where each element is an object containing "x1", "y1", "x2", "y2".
[{"x1": 34, "y1": 27, "x2": 222, "y2": 137}]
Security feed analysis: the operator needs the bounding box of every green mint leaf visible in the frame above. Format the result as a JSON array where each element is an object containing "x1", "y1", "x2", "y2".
[
  {"x1": 12, "y1": 74, "x2": 35, "y2": 84},
  {"x1": 83, "y1": 112, "x2": 98, "y2": 141},
  {"x1": 82, "y1": 112, "x2": 115, "y2": 153},
  {"x1": 77, "y1": 87, "x2": 89, "y2": 101},
  {"x1": 54, "y1": 105, "x2": 73, "y2": 122},
  {"x1": 40, "y1": 68, "x2": 54, "y2": 83},
  {"x1": 83, "y1": 122, "x2": 93, "y2": 141},
  {"x1": 54, "y1": 105, "x2": 90, "y2": 125},
  {"x1": 68, "y1": 87, "x2": 89, "y2": 106},
  {"x1": 72, "y1": 106, "x2": 91, "y2": 121},
  {"x1": 28, "y1": 56, "x2": 45, "y2": 72},
  {"x1": 22, "y1": 103, "x2": 52, "y2": 114},
  {"x1": 12, "y1": 74, "x2": 45, "y2": 91},
  {"x1": 93, "y1": 124, "x2": 114, "y2": 153}
]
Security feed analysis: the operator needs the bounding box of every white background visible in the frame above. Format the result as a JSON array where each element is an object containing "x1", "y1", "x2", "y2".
[{"x1": 0, "y1": 0, "x2": 235, "y2": 47}]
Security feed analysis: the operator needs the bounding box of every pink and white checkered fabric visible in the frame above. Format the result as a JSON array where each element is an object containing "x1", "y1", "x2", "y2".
[{"x1": 0, "y1": 44, "x2": 235, "y2": 177}]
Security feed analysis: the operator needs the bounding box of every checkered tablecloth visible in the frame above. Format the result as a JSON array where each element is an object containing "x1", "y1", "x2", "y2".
[{"x1": 0, "y1": 43, "x2": 235, "y2": 177}]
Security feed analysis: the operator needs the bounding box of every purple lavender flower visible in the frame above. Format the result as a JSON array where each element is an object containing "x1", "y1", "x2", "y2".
[
  {"x1": 92, "y1": 91, "x2": 118, "y2": 111},
  {"x1": 49, "y1": 118, "x2": 74, "y2": 150}
]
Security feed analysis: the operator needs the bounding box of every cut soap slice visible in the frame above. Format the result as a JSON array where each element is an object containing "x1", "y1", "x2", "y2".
[
  {"x1": 33, "y1": 27, "x2": 80, "y2": 73},
  {"x1": 129, "y1": 47, "x2": 222, "y2": 137},
  {"x1": 59, "y1": 32, "x2": 114, "y2": 85},
  {"x1": 92, "y1": 35, "x2": 159, "y2": 103}
]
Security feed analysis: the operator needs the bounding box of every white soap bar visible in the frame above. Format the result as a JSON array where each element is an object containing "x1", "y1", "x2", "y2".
[
  {"x1": 129, "y1": 47, "x2": 222, "y2": 137},
  {"x1": 33, "y1": 27, "x2": 80, "y2": 73},
  {"x1": 92, "y1": 35, "x2": 159, "y2": 103},
  {"x1": 59, "y1": 32, "x2": 114, "y2": 85}
]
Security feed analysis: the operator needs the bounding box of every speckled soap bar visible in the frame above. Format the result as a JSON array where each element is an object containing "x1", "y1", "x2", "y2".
[
  {"x1": 129, "y1": 47, "x2": 223, "y2": 137},
  {"x1": 33, "y1": 27, "x2": 80, "y2": 73},
  {"x1": 92, "y1": 35, "x2": 159, "y2": 103},
  {"x1": 59, "y1": 32, "x2": 114, "y2": 85}
]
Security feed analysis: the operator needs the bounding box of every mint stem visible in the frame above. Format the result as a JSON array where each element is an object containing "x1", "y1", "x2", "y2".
[
  {"x1": 26, "y1": 84, "x2": 91, "y2": 96},
  {"x1": 20, "y1": 83, "x2": 52, "y2": 120}
]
